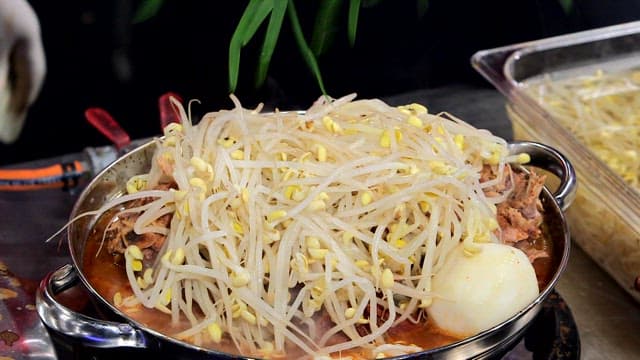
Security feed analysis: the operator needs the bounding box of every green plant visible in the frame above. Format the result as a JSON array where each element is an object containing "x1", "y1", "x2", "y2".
[
  {"x1": 134, "y1": 0, "x2": 574, "y2": 95},
  {"x1": 133, "y1": 0, "x2": 406, "y2": 95}
]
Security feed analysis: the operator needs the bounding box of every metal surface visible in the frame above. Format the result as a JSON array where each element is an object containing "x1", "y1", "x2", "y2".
[
  {"x1": 36, "y1": 264, "x2": 148, "y2": 349},
  {"x1": 2, "y1": 84, "x2": 639, "y2": 359},
  {"x1": 0, "y1": 263, "x2": 56, "y2": 359}
]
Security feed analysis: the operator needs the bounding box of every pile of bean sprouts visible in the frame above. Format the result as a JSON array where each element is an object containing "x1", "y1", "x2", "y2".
[
  {"x1": 97, "y1": 94, "x2": 523, "y2": 359},
  {"x1": 526, "y1": 69, "x2": 640, "y2": 187},
  {"x1": 523, "y1": 69, "x2": 640, "y2": 305}
]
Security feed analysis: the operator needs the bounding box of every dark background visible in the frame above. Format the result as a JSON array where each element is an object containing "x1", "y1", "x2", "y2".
[{"x1": 2, "y1": 0, "x2": 639, "y2": 165}]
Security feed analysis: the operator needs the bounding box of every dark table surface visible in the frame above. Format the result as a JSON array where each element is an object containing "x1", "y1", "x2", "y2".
[{"x1": 1, "y1": 84, "x2": 639, "y2": 359}]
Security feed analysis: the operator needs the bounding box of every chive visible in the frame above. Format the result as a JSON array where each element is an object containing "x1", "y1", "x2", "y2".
[
  {"x1": 287, "y1": 0, "x2": 327, "y2": 95},
  {"x1": 558, "y1": 0, "x2": 573, "y2": 14},
  {"x1": 310, "y1": 0, "x2": 343, "y2": 56},
  {"x1": 229, "y1": 0, "x2": 264, "y2": 92},
  {"x1": 255, "y1": 0, "x2": 288, "y2": 88},
  {"x1": 417, "y1": 0, "x2": 429, "y2": 18},
  {"x1": 133, "y1": 0, "x2": 165, "y2": 24},
  {"x1": 347, "y1": 0, "x2": 361, "y2": 47},
  {"x1": 242, "y1": 0, "x2": 274, "y2": 46}
]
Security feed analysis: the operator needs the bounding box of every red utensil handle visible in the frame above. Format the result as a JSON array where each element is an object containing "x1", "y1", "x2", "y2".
[
  {"x1": 84, "y1": 108, "x2": 131, "y2": 150},
  {"x1": 158, "y1": 92, "x2": 183, "y2": 130}
]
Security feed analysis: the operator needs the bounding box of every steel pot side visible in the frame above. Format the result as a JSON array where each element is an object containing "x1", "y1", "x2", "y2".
[{"x1": 36, "y1": 139, "x2": 576, "y2": 360}]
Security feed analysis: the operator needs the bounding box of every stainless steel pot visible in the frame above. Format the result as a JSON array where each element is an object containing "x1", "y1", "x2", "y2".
[{"x1": 36, "y1": 139, "x2": 576, "y2": 359}]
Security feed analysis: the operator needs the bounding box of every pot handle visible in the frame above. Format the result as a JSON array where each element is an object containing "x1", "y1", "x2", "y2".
[
  {"x1": 36, "y1": 263, "x2": 149, "y2": 349},
  {"x1": 508, "y1": 141, "x2": 577, "y2": 212}
]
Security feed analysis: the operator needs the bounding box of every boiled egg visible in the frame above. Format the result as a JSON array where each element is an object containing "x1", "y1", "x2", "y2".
[{"x1": 426, "y1": 242, "x2": 539, "y2": 338}]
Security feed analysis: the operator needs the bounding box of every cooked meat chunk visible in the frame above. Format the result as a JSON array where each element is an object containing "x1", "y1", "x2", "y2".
[
  {"x1": 496, "y1": 170, "x2": 545, "y2": 245},
  {"x1": 480, "y1": 164, "x2": 549, "y2": 262},
  {"x1": 106, "y1": 211, "x2": 171, "y2": 254},
  {"x1": 105, "y1": 183, "x2": 175, "y2": 260},
  {"x1": 482, "y1": 164, "x2": 549, "y2": 263},
  {"x1": 481, "y1": 164, "x2": 513, "y2": 198}
]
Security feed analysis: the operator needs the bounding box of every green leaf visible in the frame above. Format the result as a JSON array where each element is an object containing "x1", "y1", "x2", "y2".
[
  {"x1": 310, "y1": 0, "x2": 343, "y2": 56},
  {"x1": 416, "y1": 0, "x2": 429, "y2": 19},
  {"x1": 287, "y1": 0, "x2": 327, "y2": 95},
  {"x1": 133, "y1": 0, "x2": 165, "y2": 24},
  {"x1": 229, "y1": 0, "x2": 265, "y2": 92},
  {"x1": 347, "y1": 0, "x2": 361, "y2": 47},
  {"x1": 558, "y1": 0, "x2": 573, "y2": 14},
  {"x1": 242, "y1": 0, "x2": 274, "y2": 46},
  {"x1": 256, "y1": 0, "x2": 288, "y2": 88}
]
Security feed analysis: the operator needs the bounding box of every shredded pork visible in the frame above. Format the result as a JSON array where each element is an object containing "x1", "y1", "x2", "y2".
[
  {"x1": 489, "y1": 165, "x2": 548, "y2": 262},
  {"x1": 105, "y1": 183, "x2": 174, "y2": 264}
]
